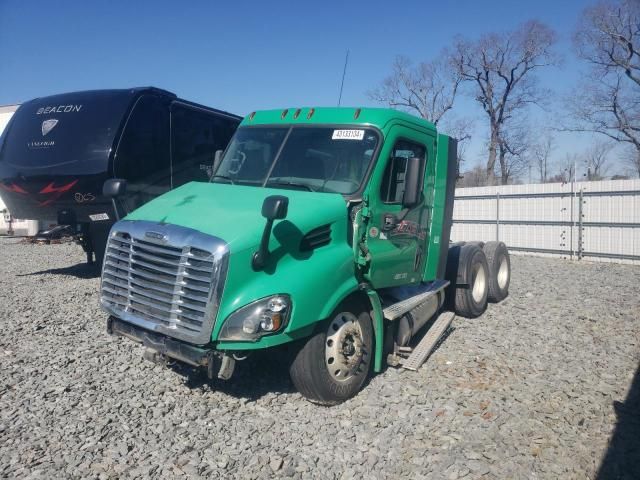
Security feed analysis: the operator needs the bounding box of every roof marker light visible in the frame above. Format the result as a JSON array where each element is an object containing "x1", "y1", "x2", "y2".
[
  {"x1": 307, "y1": 108, "x2": 315, "y2": 119},
  {"x1": 293, "y1": 108, "x2": 301, "y2": 119},
  {"x1": 281, "y1": 109, "x2": 289, "y2": 119},
  {"x1": 249, "y1": 111, "x2": 256, "y2": 120},
  {"x1": 354, "y1": 108, "x2": 361, "y2": 119}
]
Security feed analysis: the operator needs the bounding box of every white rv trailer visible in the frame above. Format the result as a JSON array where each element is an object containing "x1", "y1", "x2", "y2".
[{"x1": 0, "y1": 104, "x2": 39, "y2": 235}]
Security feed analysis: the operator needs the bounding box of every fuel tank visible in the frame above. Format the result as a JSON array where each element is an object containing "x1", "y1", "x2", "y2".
[{"x1": 395, "y1": 291, "x2": 445, "y2": 347}]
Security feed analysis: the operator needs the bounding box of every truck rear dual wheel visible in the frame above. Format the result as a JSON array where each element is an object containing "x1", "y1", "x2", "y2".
[
  {"x1": 483, "y1": 241, "x2": 510, "y2": 302},
  {"x1": 453, "y1": 244, "x2": 490, "y2": 318},
  {"x1": 290, "y1": 299, "x2": 373, "y2": 405}
]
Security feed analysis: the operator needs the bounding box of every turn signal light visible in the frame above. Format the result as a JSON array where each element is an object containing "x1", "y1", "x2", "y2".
[{"x1": 260, "y1": 312, "x2": 282, "y2": 332}]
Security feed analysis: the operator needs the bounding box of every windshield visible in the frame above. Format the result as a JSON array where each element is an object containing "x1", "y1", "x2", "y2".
[{"x1": 213, "y1": 126, "x2": 379, "y2": 194}]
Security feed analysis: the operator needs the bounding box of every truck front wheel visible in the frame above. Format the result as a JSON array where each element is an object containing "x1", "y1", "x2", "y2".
[{"x1": 290, "y1": 299, "x2": 373, "y2": 405}]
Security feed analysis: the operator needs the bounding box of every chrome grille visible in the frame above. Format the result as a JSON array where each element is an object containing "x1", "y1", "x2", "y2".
[{"x1": 100, "y1": 220, "x2": 227, "y2": 345}]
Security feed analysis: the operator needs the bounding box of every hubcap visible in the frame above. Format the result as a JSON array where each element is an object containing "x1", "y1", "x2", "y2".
[
  {"x1": 497, "y1": 255, "x2": 509, "y2": 289},
  {"x1": 471, "y1": 261, "x2": 487, "y2": 303},
  {"x1": 325, "y1": 312, "x2": 366, "y2": 382}
]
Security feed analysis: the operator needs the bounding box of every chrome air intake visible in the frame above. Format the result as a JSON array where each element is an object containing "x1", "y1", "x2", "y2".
[{"x1": 100, "y1": 220, "x2": 228, "y2": 345}]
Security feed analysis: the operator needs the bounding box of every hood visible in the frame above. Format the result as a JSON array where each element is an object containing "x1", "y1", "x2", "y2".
[{"x1": 124, "y1": 182, "x2": 348, "y2": 253}]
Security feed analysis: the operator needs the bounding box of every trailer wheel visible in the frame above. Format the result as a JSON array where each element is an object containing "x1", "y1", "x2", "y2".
[
  {"x1": 483, "y1": 241, "x2": 510, "y2": 302},
  {"x1": 453, "y1": 244, "x2": 489, "y2": 318},
  {"x1": 289, "y1": 299, "x2": 373, "y2": 405}
]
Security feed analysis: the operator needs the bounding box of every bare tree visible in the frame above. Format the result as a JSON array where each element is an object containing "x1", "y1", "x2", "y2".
[
  {"x1": 551, "y1": 153, "x2": 580, "y2": 184},
  {"x1": 584, "y1": 140, "x2": 614, "y2": 179},
  {"x1": 566, "y1": 1, "x2": 640, "y2": 176},
  {"x1": 451, "y1": 20, "x2": 558, "y2": 184},
  {"x1": 624, "y1": 144, "x2": 640, "y2": 175},
  {"x1": 566, "y1": 74, "x2": 640, "y2": 171},
  {"x1": 575, "y1": 0, "x2": 640, "y2": 86},
  {"x1": 368, "y1": 53, "x2": 462, "y2": 125},
  {"x1": 531, "y1": 133, "x2": 554, "y2": 182},
  {"x1": 498, "y1": 119, "x2": 530, "y2": 183},
  {"x1": 457, "y1": 165, "x2": 490, "y2": 187},
  {"x1": 369, "y1": 53, "x2": 471, "y2": 175},
  {"x1": 440, "y1": 116, "x2": 474, "y2": 177}
]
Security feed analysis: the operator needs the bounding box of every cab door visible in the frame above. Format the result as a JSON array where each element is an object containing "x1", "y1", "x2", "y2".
[{"x1": 363, "y1": 125, "x2": 435, "y2": 289}]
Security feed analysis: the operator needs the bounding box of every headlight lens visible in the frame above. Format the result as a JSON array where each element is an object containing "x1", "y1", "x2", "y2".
[{"x1": 218, "y1": 295, "x2": 291, "y2": 341}]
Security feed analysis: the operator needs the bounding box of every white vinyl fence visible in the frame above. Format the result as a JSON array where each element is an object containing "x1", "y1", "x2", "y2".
[{"x1": 451, "y1": 179, "x2": 640, "y2": 265}]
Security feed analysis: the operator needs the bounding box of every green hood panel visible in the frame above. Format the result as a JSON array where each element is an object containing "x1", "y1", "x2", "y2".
[
  {"x1": 125, "y1": 182, "x2": 347, "y2": 254},
  {"x1": 124, "y1": 181, "x2": 358, "y2": 343}
]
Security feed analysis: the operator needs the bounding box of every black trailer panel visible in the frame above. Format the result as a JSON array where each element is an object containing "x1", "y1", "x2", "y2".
[
  {"x1": 0, "y1": 87, "x2": 241, "y2": 263},
  {"x1": 0, "y1": 89, "x2": 138, "y2": 221}
]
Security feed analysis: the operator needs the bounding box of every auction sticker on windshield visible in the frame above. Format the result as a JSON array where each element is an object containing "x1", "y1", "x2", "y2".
[{"x1": 332, "y1": 129, "x2": 365, "y2": 140}]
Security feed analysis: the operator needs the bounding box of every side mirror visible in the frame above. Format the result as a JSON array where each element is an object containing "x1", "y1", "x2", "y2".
[
  {"x1": 103, "y1": 178, "x2": 127, "y2": 221},
  {"x1": 103, "y1": 178, "x2": 127, "y2": 199},
  {"x1": 402, "y1": 157, "x2": 423, "y2": 208},
  {"x1": 261, "y1": 195, "x2": 289, "y2": 220},
  {"x1": 213, "y1": 150, "x2": 224, "y2": 173},
  {"x1": 253, "y1": 195, "x2": 289, "y2": 270}
]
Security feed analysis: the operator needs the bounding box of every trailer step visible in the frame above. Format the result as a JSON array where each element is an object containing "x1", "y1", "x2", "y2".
[
  {"x1": 402, "y1": 311, "x2": 455, "y2": 371},
  {"x1": 382, "y1": 279, "x2": 449, "y2": 321}
]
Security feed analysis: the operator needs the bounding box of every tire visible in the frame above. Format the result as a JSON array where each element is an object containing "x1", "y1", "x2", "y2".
[
  {"x1": 289, "y1": 298, "x2": 373, "y2": 405},
  {"x1": 483, "y1": 241, "x2": 510, "y2": 303},
  {"x1": 453, "y1": 244, "x2": 489, "y2": 318}
]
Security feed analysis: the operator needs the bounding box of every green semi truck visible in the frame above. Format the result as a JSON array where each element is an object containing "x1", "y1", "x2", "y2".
[{"x1": 100, "y1": 107, "x2": 511, "y2": 405}]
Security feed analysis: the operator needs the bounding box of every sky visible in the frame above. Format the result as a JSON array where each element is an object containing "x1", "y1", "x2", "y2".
[{"x1": 0, "y1": 0, "x2": 625, "y2": 178}]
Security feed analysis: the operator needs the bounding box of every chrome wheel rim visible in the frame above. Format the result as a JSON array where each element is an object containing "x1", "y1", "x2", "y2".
[
  {"x1": 497, "y1": 256, "x2": 509, "y2": 289},
  {"x1": 325, "y1": 312, "x2": 365, "y2": 382},
  {"x1": 471, "y1": 262, "x2": 487, "y2": 303}
]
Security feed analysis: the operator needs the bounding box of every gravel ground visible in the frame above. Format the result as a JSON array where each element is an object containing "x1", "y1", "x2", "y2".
[{"x1": 0, "y1": 237, "x2": 639, "y2": 480}]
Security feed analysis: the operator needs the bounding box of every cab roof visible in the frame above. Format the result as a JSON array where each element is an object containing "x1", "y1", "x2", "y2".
[{"x1": 241, "y1": 107, "x2": 437, "y2": 134}]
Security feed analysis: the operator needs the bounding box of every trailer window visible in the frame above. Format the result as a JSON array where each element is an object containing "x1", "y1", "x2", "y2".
[
  {"x1": 380, "y1": 140, "x2": 426, "y2": 204},
  {"x1": 170, "y1": 104, "x2": 239, "y2": 186},
  {"x1": 114, "y1": 95, "x2": 170, "y2": 210}
]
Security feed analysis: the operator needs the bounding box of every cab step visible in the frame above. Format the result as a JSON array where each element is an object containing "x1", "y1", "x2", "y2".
[
  {"x1": 401, "y1": 311, "x2": 455, "y2": 371},
  {"x1": 382, "y1": 279, "x2": 449, "y2": 321}
]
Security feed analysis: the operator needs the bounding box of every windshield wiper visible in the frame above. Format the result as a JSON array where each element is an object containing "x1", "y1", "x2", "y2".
[
  {"x1": 266, "y1": 181, "x2": 315, "y2": 192},
  {"x1": 211, "y1": 175, "x2": 235, "y2": 185}
]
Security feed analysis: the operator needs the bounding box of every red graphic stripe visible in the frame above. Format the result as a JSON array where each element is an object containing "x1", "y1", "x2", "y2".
[
  {"x1": 39, "y1": 179, "x2": 79, "y2": 194},
  {"x1": 0, "y1": 183, "x2": 28, "y2": 194}
]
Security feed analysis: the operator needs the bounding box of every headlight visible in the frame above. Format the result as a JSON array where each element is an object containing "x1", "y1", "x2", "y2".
[{"x1": 218, "y1": 295, "x2": 291, "y2": 341}]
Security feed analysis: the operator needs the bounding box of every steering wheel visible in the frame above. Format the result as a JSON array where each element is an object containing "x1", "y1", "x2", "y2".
[{"x1": 227, "y1": 151, "x2": 246, "y2": 175}]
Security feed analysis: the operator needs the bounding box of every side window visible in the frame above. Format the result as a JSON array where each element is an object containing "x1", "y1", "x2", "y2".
[
  {"x1": 380, "y1": 140, "x2": 426, "y2": 204},
  {"x1": 114, "y1": 95, "x2": 170, "y2": 210},
  {"x1": 171, "y1": 104, "x2": 238, "y2": 187}
]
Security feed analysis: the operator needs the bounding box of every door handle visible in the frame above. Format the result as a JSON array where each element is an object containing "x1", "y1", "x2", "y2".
[{"x1": 382, "y1": 213, "x2": 397, "y2": 231}]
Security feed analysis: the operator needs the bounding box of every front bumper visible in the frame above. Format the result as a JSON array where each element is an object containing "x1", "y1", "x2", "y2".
[{"x1": 107, "y1": 316, "x2": 235, "y2": 380}]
